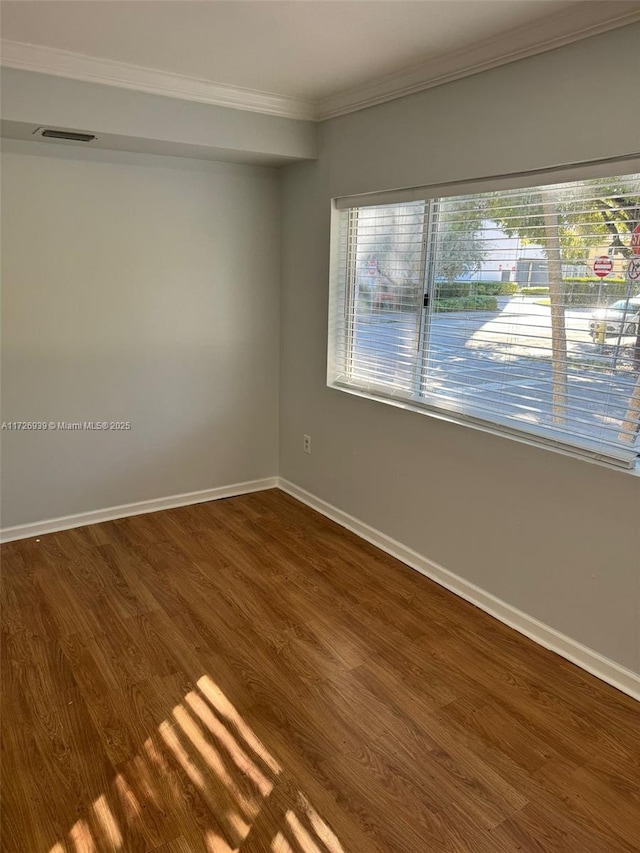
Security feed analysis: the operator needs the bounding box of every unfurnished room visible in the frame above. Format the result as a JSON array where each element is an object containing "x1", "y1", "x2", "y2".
[{"x1": 1, "y1": 1, "x2": 639, "y2": 851}]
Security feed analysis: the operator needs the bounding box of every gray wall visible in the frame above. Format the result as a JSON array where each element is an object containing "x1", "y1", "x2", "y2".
[
  {"x1": 1, "y1": 140, "x2": 280, "y2": 527},
  {"x1": 279, "y1": 25, "x2": 640, "y2": 673}
]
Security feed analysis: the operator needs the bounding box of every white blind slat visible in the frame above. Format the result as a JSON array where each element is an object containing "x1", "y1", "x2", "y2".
[{"x1": 329, "y1": 170, "x2": 640, "y2": 468}]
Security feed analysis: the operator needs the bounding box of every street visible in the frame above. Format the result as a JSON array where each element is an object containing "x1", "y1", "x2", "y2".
[{"x1": 351, "y1": 296, "x2": 639, "y2": 447}]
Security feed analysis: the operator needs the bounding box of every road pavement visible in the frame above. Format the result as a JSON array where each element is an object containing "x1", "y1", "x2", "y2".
[{"x1": 351, "y1": 296, "x2": 638, "y2": 448}]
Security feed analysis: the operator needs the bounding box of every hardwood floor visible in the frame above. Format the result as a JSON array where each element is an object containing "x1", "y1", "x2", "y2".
[{"x1": 2, "y1": 488, "x2": 639, "y2": 853}]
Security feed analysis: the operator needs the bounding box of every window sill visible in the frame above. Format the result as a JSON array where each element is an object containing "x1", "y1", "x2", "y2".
[{"x1": 329, "y1": 378, "x2": 640, "y2": 475}]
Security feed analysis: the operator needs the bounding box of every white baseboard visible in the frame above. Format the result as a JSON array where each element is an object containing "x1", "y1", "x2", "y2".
[
  {"x1": 3, "y1": 473, "x2": 637, "y2": 700},
  {"x1": 278, "y1": 478, "x2": 640, "y2": 702},
  {"x1": 0, "y1": 477, "x2": 278, "y2": 544}
]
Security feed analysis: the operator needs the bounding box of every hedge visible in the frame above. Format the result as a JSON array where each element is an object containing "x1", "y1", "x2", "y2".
[
  {"x1": 563, "y1": 276, "x2": 625, "y2": 285},
  {"x1": 438, "y1": 280, "x2": 517, "y2": 297},
  {"x1": 518, "y1": 286, "x2": 549, "y2": 295},
  {"x1": 518, "y1": 279, "x2": 637, "y2": 306},
  {"x1": 434, "y1": 296, "x2": 498, "y2": 312},
  {"x1": 563, "y1": 280, "x2": 633, "y2": 306}
]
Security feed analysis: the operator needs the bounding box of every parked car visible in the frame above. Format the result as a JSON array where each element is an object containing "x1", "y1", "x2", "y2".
[{"x1": 589, "y1": 297, "x2": 640, "y2": 342}]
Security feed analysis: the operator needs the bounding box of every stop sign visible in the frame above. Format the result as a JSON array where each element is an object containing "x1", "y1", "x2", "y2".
[
  {"x1": 631, "y1": 223, "x2": 640, "y2": 257},
  {"x1": 593, "y1": 255, "x2": 613, "y2": 278}
]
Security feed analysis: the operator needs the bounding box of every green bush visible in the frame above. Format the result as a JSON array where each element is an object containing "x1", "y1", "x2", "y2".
[
  {"x1": 475, "y1": 281, "x2": 518, "y2": 296},
  {"x1": 434, "y1": 296, "x2": 498, "y2": 312},
  {"x1": 563, "y1": 280, "x2": 631, "y2": 307},
  {"x1": 437, "y1": 282, "x2": 471, "y2": 298},
  {"x1": 517, "y1": 279, "x2": 634, "y2": 306},
  {"x1": 518, "y1": 286, "x2": 550, "y2": 295},
  {"x1": 563, "y1": 276, "x2": 625, "y2": 285},
  {"x1": 437, "y1": 280, "x2": 517, "y2": 298}
]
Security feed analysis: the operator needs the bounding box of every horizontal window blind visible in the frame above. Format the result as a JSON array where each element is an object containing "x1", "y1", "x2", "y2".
[{"x1": 329, "y1": 172, "x2": 640, "y2": 468}]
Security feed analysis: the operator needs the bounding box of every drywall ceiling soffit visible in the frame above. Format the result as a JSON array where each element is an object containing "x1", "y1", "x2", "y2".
[
  {"x1": 1, "y1": 1, "x2": 639, "y2": 121},
  {"x1": 0, "y1": 120, "x2": 312, "y2": 168}
]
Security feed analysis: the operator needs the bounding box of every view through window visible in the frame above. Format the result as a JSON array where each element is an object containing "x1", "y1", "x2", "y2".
[{"x1": 330, "y1": 172, "x2": 640, "y2": 467}]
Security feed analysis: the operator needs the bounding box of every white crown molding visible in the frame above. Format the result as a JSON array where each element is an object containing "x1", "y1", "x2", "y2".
[
  {"x1": 0, "y1": 477, "x2": 278, "y2": 543},
  {"x1": 1, "y1": 3, "x2": 639, "y2": 124},
  {"x1": 0, "y1": 39, "x2": 317, "y2": 122},
  {"x1": 316, "y1": 1, "x2": 640, "y2": 120},
  {"x1": 279, "y1": 479, "x2": 640, "y2": 702}
]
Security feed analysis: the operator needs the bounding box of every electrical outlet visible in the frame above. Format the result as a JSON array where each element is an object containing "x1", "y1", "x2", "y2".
[{"x1": 303, "y1": 434, "x2": 311, "y2": 454}]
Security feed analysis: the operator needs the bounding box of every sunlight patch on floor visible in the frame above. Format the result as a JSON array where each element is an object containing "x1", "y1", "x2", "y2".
[
  {"x1": 286, "y1": 810, "x2": 324, "y2": 853},
  {"x1": 114, "y1": 770, "x2": 142, "y2": 819},
  {"x1": 92, "y1": 794, "x2": 123, "y2": 849},
  {"x1": 186, "y1": 689, "x2": 273, "y2": 796},
  {"x1": 206, "y1": 828, "x2": 238, "y2": 852},
  {"x1": 68, "y1": 818, "x2": 96, "y2": 853},
  {"x1": 172, "y1": 702, "x2": 255, "y2": 817},
  {"x1": 198, "y1": 675, "x2": 281, "y2": 775},
  {"x1": 271, "y1": 830, "x2": 296, "y2": 853},
  {"x1": 159, "y1": 718, "x2": 207, "y2": 790},
  {"x1": 46, "y1": 673, "x2": 343, "y2": 853}
]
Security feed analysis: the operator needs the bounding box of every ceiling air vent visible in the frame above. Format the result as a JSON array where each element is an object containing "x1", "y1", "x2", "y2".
[{"x1": 34, "y1": 128, "x2": 97, "y2": 142}]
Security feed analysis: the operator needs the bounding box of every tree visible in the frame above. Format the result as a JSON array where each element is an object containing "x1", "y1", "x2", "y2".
[
  {"x1": 357, "y1": 202, "x2": 425, "y2": 311},
  {"x1": 358, "y1": 199, "x2": 487, "y2": 311},
  {"x1": 591, "y1": 187, "x2": 640, "y2": 371},
  {"x1": 485, "y1": 178, "x2": 640, "y2": 263},
  {"x1": 354, "y1": 182, "x2": 640, "y2": 447},
  {"x1": 434, "y1": 197, "x2": 488, "y2": 284},
  {"x1": 540, "y1": 191, "x2": 568, "y2": 425},
  {"x1": 484, "y1": 177, "x2": 640, "y2": 424}
]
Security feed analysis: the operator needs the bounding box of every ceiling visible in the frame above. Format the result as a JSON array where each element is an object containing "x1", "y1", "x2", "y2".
[{"x1": 2, "y1": 1, "x2": 639, "y2": 119}]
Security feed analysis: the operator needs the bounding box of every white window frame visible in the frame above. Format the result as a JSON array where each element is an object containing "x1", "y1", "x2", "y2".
[{"x1": 327, "y1": 154, "x2": 640, "y2": 472}]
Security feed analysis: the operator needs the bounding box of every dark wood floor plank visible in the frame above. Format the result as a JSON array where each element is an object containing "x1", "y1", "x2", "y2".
[
  {"x1": 531, "y1": 758, "x2": 640, "y2": 851},
  {"x1": 2, "y1": 488, "x2": 639, "y2": 853},
  {"x1": 58, "y1": 630, "x2": 141, "y2": 766},
  {"x1": 491, "y1": 798, "x2": 639, "y2": 853},
  {"x1": 1, "y1": 643, "x2": 67, "y2": 853},
  {"x1": 151, "y1": 838, "x2": 194, "y2": 853},
  {"x1": 421, "y1": 630, "x2": 640, "y2": 771}
]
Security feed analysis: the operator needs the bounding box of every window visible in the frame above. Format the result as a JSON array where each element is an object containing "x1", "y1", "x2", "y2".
[{"x1": 329, "y1": 169, "x2": 640, "y2": 468}]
